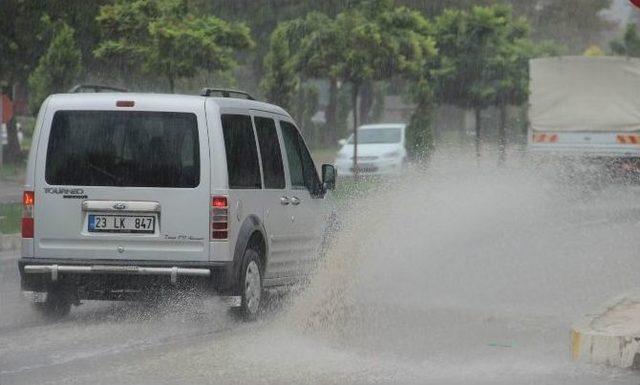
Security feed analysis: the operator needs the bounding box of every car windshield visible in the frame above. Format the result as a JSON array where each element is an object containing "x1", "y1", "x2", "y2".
[{"x1": 347, "y1": 128, "x2": 401, "y2": 144}]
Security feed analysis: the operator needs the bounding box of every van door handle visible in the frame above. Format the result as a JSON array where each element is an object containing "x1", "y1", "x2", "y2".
[
  {"x1": 290, "y1": 196, "x2": 301, "y2": 205},
  {"x1": 280, "y1": 196, "x2": 290, "y2": 205}
]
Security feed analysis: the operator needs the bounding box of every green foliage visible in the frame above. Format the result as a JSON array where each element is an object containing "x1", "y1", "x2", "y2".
[
  {"x1": 333, "y1": 0, "x2": 436, "y2": 88},
  {"x1": 264, "y1": 0, "x2": 436, "y2": 99},
  {"x1": 433, "y1": 5, "x2": 509, "y2": 110},
  {"x1": 430, "y1": 4, "x2": 552, "y2": 111},
  {"x1": 262, "y1": 11, "x2": 341, "y2": 109},
  {"x1": 611, "y1": 24, "x2": 640, "y2": 57},
  {"x1": 0, "y1": 1, "x2": 110, "y2": 87},
  {"x1": 0, "y1": 2, "x2": 49, "y2": 87},
  {"x1": 262, "y1": 0, "x2": 437, "y2": 158},
  {"x1": 260, "y1": 24, "x2": 300, "y2": 109},
  {"x1": 27, "y1": 21, "x2": 82, "y2": 113},
  {"x1": 95, "y1": 0, "x2": 254, "y2": 92},
  {"x1": 424, "y1": 4, "x2": 546, "y2": 159}
]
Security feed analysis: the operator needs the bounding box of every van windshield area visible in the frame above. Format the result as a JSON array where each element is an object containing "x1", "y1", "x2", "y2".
[
  {"x1": 45, "y1": 111, "x2": 199, "y2": 187},
  {"x1": 347, "y1": 128, "x2": 401, "y2": 144}
]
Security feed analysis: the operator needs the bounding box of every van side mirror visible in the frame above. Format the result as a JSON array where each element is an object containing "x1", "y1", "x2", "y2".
[
  {"x1": 338, "y1": 139, "x2": 347, "y2": 146},
  {"x1": 322, "y1": 164, "x2": 336, "y2": 191}
]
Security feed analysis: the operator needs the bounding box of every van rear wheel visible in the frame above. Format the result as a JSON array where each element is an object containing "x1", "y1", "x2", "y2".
[
  {"x1": 33, "y1": 289, "x2": 71, "y2": 319},
  {"x1": 233, "y1": 247, "x2": 263, "y2": 320}
]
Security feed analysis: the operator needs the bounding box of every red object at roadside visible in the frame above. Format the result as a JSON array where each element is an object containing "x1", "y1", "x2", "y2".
[
  {"x1": 1, "y1": 95, "x2": 13, "y2": 124},
  {"x1": 631, "y1": 0, "x2": 640, "y2": 8}
]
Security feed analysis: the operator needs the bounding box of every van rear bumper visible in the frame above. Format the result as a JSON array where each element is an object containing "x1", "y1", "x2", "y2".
[
  {"x1": 19, "y1": 258, "x2": 235, "y2": 297},
  {"x1": 24, "y1": 264, "x2": 210, "y2": 283}
]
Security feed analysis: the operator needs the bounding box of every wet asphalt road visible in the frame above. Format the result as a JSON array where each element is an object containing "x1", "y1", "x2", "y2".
[{"x1": 2, "y1": 169, "x2": 640, "y2": 385}]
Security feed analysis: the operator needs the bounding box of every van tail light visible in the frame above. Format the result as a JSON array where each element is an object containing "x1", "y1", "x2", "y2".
[
  {"x1": 211, "y1": 196, "x2": 228, "y2": 240},
  {"x1": 22, "y1": 191, "x2": 34, "y2": 238}
]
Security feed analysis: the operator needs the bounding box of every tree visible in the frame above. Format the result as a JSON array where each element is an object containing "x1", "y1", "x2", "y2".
[
  {"x1": 293, "y1": 12, "x2": 343, "y2": 138},
  {"x1": 262, "y1": 12, "x2": 344, "y2": 142},
  {"x1": 0, "y1": 1, "x2": 110, "y2": 161},
  {"x1": 489, "y1": 14, "x2": 534, "y2": 164},
  {"x1": 405, "y1": 77, "x2": 435, "y2": 162},
  {"x1": 260, "y1": 25, "x2": 299, "y2": 110},
  {"x1": 611, "y1": 24, "x2": 640, "y2": 57},
  {"x1": 262, "y1": 1, "x2": 434, "y2": 174},
  {"x1": 95, "y1": 0, "x2": 254, "y2": 92},
  {"x1": 28, "y1": 21, "x2": 82, "y2": 113},
  {"x1": 0, "y1": 1, "x2": 51, "y2": 161},
  {"x1": 332, "y1": 0, "x2": 435, "y2": 176},
  {"x1": 432, "y1": 5, "x2": 534, "y2": 160}
]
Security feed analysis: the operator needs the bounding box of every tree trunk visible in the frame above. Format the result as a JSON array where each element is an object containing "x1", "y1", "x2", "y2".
[
  {"x1": 474, "y1": 107, "x2": 482, "y2": 161},
  {"x1": 5, "y1": 83, "x2": 22, "y2": 163},
  {"x1": 293, "y1": 78, "x2": 305, "y2": 133},
  {"x1": 406, "y1": 101, "x2": 430, "y2": 164},
  {"x1": 168, "y1": 74, "x2": 175, "y2": 93},
  {"x1": 325, "y1": 76, "x2": 338, "y2": 146},
  {"x1": 498, "y1": 103, "x2": 507, "y2": 165},
  {"x1": 5, "y1": 117, "x2": 21, "y2": 161},
  {"x1": 352, "y1": 83, "x2": 360, "y2": 180},
  {"x1": 358, "y1": 80, "x2": 374, "y2": 125}
]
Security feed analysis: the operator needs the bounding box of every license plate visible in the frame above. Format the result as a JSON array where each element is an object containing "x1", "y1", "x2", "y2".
[{"x1": 88, "y1": 214, "x2": 155, "y2": 234}]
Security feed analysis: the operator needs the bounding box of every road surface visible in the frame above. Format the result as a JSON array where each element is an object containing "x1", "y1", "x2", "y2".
[{"x1": 1, "y1": 163, "x2": 640, "y2": 384}]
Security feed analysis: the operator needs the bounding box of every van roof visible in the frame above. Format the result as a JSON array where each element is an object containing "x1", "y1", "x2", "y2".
[{"x1": 45, "y1": 92, "x2": 291, "y2": 118}]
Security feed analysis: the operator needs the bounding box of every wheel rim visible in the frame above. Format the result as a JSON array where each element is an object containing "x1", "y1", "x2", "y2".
[{"x1": 244, "y1": 261, "x2": 261, "y2": 314}]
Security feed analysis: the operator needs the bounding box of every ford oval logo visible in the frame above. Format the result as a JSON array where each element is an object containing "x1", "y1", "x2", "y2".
[{"x1": 112, "y1": 202, "x2": 127, "y2": 210}]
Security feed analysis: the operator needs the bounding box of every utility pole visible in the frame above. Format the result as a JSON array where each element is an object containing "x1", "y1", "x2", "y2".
[{"x1": 0, "y1": 95, "x2": 4, "y2": 170}]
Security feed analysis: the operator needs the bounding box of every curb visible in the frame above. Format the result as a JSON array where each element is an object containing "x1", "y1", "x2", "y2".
[
  {"x1": 571, "y1": 292, "x2": 640, "y2": 369},
  {"x1": 0, "y1": 233, "x2": 20, "y2": 251}
]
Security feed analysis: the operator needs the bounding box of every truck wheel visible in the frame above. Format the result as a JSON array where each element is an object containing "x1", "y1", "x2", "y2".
[
  {"x1": 33, "y1": 289, "x2": 71, "y2": 320},
  {"x1": 234, "y1": 247, "x2": 263, "y2": 320}
]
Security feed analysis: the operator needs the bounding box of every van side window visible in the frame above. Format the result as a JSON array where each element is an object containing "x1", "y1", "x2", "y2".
[
  {"x1": 280, "y1": 121, "x2": 321, "y2": 195},
  {"x1": 254, "y1": 116, "x2": 285, "y2": 189},
  {"x1": 221, "y1": 114, "x2": 262, "y2": 189}
]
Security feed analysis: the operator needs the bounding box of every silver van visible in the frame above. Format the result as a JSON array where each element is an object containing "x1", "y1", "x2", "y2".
[{"x1": 19, "y1": 88, "x2": 336, "y2": 319}]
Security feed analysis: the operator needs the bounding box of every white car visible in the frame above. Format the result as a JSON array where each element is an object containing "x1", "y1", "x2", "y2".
[
  {"x1": 334, "y1": 123, "x2": 407, "y2": 177},
  {"x1": 19, "y1": 87, "x2": 336, "y2": 319}
]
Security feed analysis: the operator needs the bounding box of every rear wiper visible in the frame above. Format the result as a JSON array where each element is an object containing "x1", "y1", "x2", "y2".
[{"x1": 87, "y1": 162, "x2": 122, "y2": 185}]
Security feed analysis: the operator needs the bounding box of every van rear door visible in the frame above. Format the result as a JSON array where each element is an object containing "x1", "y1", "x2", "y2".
[{"x1": 33, "y1": 100, "x2": 210, "y2": 263}]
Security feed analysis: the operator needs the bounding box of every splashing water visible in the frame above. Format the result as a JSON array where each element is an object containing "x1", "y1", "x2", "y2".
[{"x1": 7, "y1": 150, "x2": 640, "y2": 385}]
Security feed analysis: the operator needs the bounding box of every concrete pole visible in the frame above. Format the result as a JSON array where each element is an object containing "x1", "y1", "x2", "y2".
[{"x1": 0, "y1": 97, "x2": 4, "y2": 170}]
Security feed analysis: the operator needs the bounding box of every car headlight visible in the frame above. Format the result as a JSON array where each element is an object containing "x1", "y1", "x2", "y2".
[{"x1": 383, "y1": 151, "x2": 400, "y2": 158}]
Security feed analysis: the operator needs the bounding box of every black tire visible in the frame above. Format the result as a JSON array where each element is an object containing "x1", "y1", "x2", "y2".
[
  {"x1": 32, "y1": 289, "x2": 71, "y2": 320},
  {"x1": 232, "y1": 247, "x2": 263, "y2": 320}
]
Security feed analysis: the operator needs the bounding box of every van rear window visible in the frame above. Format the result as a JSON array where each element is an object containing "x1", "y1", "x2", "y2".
[{"x1": 45, "y1": 111, "x2": 199, "y2": 188}]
